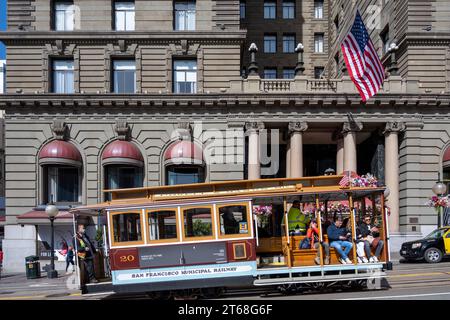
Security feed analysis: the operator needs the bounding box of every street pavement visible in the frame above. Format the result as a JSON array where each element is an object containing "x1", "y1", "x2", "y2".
[{"x1": 1, "y1": 257, "x2": 450, "y2": 300}]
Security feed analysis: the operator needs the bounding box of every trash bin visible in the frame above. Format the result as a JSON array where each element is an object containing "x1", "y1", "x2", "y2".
[{"x1": 25, "y1": 255, "x2": 41, "y2": 279}]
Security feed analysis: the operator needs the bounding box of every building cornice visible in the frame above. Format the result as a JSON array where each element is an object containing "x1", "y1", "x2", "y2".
[
  {"x1": 0, "y1": 31, "x2": 247, "y2": 45},
  {"x1": 0, "y1": 93, "x2": 449, "y2": 110}
]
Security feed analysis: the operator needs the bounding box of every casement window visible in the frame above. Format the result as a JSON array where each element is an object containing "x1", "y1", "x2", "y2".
[
  {"x1": 54, "y1": 2, "x2": 75, "y2": 31},
  {"x1": 113, "y1": 60, "x2": 136, "y2": 93},
  {"x1": 283, "y1": 68, "x2": 295, "y2": 79},
  {"x1": 104, "y1": 165, "x2": 143, "y2": 200},
  {"x1": 173, "y1": 60, "x2": 197, "y2": 94},
  {"x1": 264, "y1": 68, "x2": 277, "y2": 79},
  {"x1": 52, "y1": 60, "x2": 74, "y2": 94},
  {"x1": 166, "y1": 165, "x2": 204, "y2": 185},
  {"x1": 115, "y1": 1, "x2": 135, "y2": 31},
  {"x1": 264, "y1": 34, "x2": 277, "y2": 53},
  {"x1": 45, "y1": 166, "x2": 80, "y2": 203},
  {"x1": 381, "y1": 27, "x2": 390, "y2": 54},
  {"x1": 174, "y1": 1, "x2": 196, "y2": 31},
  {"x1": 240, "y1": 1, "x2": 246, "y2": 19},
  {"x1": 314, "y1": 0, "x2": 324, "y2": 19},
  {"x1": 314, "y1": 33, "x2": 324, "y2": 53},
  {"x1": 264, "y1": 1, "x2": 276, "y2": 19},
  {"x1": 282, "y1": 1, "x2": 295, "y2": 19},
  {"x1": 283, "y1": 34, "x2": 295, "y2": 53},
  {"x1": 314, "y1": 67, "x2": 325, "y2": 79}
]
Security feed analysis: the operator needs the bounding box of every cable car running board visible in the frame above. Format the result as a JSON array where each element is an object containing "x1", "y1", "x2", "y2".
[{"x1": 253, "y1": 272, "x2": 386, "y2": 286}]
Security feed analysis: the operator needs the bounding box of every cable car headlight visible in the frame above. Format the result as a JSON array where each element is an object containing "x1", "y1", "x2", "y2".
[{"x1": 411, "y1": 243, "x2": 422, "y2": 249}]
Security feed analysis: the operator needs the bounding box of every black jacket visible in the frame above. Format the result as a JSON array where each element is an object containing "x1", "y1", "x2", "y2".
[{"x1": 75, "y1": 232, "x2": 97, "y2": 259}]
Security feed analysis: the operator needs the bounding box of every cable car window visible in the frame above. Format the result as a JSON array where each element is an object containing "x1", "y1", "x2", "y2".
[
  {"x1": 112, "y1": 212, "x2": 142, "y2": 243},
  {"x1": 148, "y1": 209, "x2": 178, "y2": 241},
  {"x1": 183, "y1": 207, "x2": 213, "y2": 238},
  {"x1": 218, "y1": 205, "x2": 249, "y2": 236}
]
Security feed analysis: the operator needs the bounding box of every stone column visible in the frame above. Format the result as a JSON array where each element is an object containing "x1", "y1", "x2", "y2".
[
  {"x1": 383, "y1": 122, "x2": 406, "y2": 233},
  {"x1": 333, "y1": 130, "x2": 344, "y2": 174},
  {"x1": 288, "y1": 122, "x2": 308, "y2": 178},
  {"x1": 286, "y1": 143, "x2": 291, "y2": 178},
  {"x1": 342, "y1": 121, "x2": 363, "y2": 173},
  {"x1": 246, "y1": 122, "x2": 264, "y2": 180}
]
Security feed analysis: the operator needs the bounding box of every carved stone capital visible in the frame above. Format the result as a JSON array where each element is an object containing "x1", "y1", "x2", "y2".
[
  {"x1": 332, "y1": 128, "x2": 344, "y2": 141},
  {"x1": 342, "y1": 121, "x2": 363, "y2": 134},
  {"x1": 288, "y1": 122, "x2": 308, "y2": 135},
  {"x1": 174, "y1": 122, "x2": 192, "y2": 140},
  {"x1": 115, "y1": 120, "x2": 130, "y2": 140},
  {"x1": 51, "y1": 120, "x2": 68, "y2": 140},
  {"x1": 383, "y1": 121, "x2": 406, "y2": 135},
  {"x1": 245, "y1": 122, "x2": 265, "y2": 133}
]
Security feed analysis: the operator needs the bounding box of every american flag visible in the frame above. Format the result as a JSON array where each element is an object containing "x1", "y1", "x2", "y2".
[
  {"x1": 339, "y1": 174, "x2": 350, "y2": 187},
  {"x1": 341, "y1": 11, "x2": 385, "y2": 102}
]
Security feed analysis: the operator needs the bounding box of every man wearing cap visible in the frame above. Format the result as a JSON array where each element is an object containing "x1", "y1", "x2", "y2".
[{"x1": 284, "y1": 200, "x2": 310, "y2": 235}]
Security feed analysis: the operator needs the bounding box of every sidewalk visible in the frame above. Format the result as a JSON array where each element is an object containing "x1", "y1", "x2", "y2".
[{"x1": 0, "y1": 270, "x2": 82, "y2": 300}]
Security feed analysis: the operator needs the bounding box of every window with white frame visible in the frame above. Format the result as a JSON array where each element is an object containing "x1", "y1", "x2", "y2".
[
  {"x1": 173, "y1": 60, "x2": 197, "y2": 94},
  {"x1": 264, "y1": 34, "x2": 277, "y2": 53},
  {"x1": 52, "y1": 60, "x2": 74, "y2": 94},
  {"x1": 54, "y1": 2, "x2": 75, "y2": 31},
  {"x1": 283, "y1": 34, "x2": 295, "y2": 53},
  {"x1": 115, "y1": 1, "x2": 135, "y2": 31},
  {"x1": 113, "y1": 60, "x2": 136, "y2": 93},
  {"x1": 282, "y1": 1, "x2": 295, "y2": 19},
  {"x1": 314, "y1": 33, "x2": 324, "y2": 53},
  {"x1": 174, "y1": 1, "x2": 196, "y2": 31},
  {"x1": 314, "y1": 0, "x2": 323, "y2": 19},
  {"x1": 264, "y1": 1, "x2": 276, "y2": 19}
]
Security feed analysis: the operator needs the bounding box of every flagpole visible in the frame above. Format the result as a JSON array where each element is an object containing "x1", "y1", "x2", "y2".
[{"x1": 325, "y1": 2, "x2": 360, "y2": 79}]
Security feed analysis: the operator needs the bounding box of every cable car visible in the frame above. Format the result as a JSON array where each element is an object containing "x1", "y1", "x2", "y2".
[{"x1": 71, "y1": 175, "x2": 392, "y2": 298}]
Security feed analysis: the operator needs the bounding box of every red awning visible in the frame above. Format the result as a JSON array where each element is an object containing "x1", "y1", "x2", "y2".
[
  {"x1": 17, "y1": 210, "x2": 73, "y2": 220},
  {"x1": 102, "y1": 140, "x2": 144, "y2": 166},
  {"x1": 444, "y1": 146, "x2": 450, "y2": 166},
  {"x1": 164, "y1": 140, "x2": 203, "y2": 165},
  {"x1": 39, "y1": 140, "x2": 82, "y2": 166}
]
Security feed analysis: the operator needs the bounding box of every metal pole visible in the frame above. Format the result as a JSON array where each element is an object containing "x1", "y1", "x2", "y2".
[
  {"x1": 47, "y1": 217, "x2": 58, "y2": 278},
  {"x1": 72, "y1": 213, "x2": 81, "y2": 288}
]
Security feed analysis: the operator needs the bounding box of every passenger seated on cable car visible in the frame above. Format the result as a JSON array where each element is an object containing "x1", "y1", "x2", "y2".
[
  {"x1": 355, "y1": 226, "x2": 369, "y2": 264},
  {"x1": 221, "y1": 207, "x2": 239, "y2": 234},
  {"x1": 327, "y1": 216, "x2": 353, "y2": 265},
  {"x1": 284, "y1": 200, "x2": 310, "y2": 236},
  {"x1": 306, "y1": 219, "x2": 330, "y2": 265},
  {"x1": 358, "y1": 215, "x2": 384, "y2": 263}
]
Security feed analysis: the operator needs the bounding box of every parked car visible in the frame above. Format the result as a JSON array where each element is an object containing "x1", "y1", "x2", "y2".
[{"x1": 400, "y1": 226, "x2": 450, "y2": 263}]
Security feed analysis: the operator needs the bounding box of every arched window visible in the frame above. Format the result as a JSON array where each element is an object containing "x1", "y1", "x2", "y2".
[
  {"x1": 102, "y1": 140, "x2": 144, "y2": 200},
  {"x1": 163, "y1": 140, "x2": 205, "y2": 185},
  {"x1": 39, "y1": 140, "x2": 82, "y2": 204}
]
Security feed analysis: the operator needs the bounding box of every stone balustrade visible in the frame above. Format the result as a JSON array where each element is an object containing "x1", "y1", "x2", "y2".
[{"x1": 229, "y1": 74, "x2": 410, "y2": 95}]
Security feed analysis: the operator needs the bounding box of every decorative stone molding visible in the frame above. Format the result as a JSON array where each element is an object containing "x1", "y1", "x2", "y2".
[
  {"x1": 245, "y1": 122, "x2": 265, "y2": 133},
  {"x1": 43, "y1": 42, "x2": 80, "y2": 93},
  {"x1": 288, "y1": 122, "x2": 308, "y2": 135},
  {"x1": 51, "y1": 120, "x2": 69, "y2": 140},
  {"x1": 174, "y1": 122, "x2": 192, "y2": 140},
  {"x1": 104, "y1": 42, "x2": 140, "y2": 93},
  {"x1": 383, "y1": 122, "x2": 406, "y2": 135},
  {"x1": 114, "y1": 121, "x2": 131, "y2": 140},
  {"x1": 342, "y1": 121, "x2": 363, "y2": 133}
]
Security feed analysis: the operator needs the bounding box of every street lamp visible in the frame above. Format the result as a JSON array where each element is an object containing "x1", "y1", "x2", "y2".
[
  {"x1": 45, "y1": 203, "x2": 59, "y2": 279},
  {"x1": 432, "y1": 173, "x2": 447, "y2": 228}
]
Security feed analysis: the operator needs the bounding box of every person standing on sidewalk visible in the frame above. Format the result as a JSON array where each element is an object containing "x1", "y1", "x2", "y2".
[
  {"x1": 75, "y1": 224, "x2": 98, "y2": 283},
  {"x1": 65, "y1": 246, "x2": 75, "y2": 274}
]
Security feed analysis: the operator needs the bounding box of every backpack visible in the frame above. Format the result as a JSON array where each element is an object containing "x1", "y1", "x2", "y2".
[{"x1": 299, "y1": 237, "x2": 311, "y2": 249}]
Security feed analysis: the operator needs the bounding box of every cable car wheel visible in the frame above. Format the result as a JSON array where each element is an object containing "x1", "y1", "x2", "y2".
[{"x1": 277, "y1": 283, "x2": 302, "y2": 295}]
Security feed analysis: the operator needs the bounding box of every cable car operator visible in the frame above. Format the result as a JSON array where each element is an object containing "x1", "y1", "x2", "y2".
[{"x1": 284, "y1": 200, "x2": 311, "y2": 235}]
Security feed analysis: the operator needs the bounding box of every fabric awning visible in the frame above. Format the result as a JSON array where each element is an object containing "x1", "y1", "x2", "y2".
[{"x1": 17, "y1": 210, "x2": 73, "y2": 224}]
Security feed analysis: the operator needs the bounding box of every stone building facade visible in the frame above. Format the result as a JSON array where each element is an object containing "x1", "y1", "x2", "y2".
[{"x1": 0, "y1": 0, "x2": 449, "y2": 272}]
